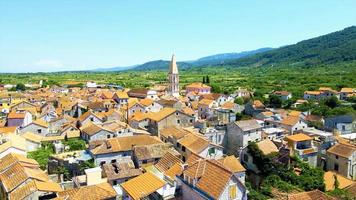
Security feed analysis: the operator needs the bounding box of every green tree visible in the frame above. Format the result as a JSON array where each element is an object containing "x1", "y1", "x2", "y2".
[
  {"x1": 234, "y1": 97, "x2": 244, "y2": 105},
  {"x1": 15, "y1": 83, "x2": 26, "y2": 91},
  {"x1": 324, "y1": 96, "x2": 340, "y2": 109},
  {"x1": 63, "y1": 139, "x2": 86, "y2": 151},
  {"x1": 268, "y1": 95, "x2": 282, "y2": 108}
]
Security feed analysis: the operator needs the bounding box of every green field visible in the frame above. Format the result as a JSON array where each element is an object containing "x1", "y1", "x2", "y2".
[{"x1": 1, "y1": 61, "x2": 355, "y2": 100}]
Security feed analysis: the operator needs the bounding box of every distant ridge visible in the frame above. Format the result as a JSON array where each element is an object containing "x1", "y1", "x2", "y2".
[{"x1": 224, "y1": 26, "x2": 356, "y2": 67}]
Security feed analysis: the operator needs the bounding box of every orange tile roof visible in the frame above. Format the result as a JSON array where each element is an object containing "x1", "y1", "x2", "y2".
[
  {"x1": 198, "y1": 98, "x2": 214, "y2": 106},
  {"x1": 160, "y1": 126, "x2": 190, "y2": 140},
  {"x1": 7, "y1": 111, "x2": 26, "y2": 119},
  {"x1": 57, "y1": 182, "x2": 116, "y2": 200},
  {"x1": 185, "y1": 82, "x2": 211, "y2": 89},
  {"x1": 281, "y1": 116, "x2": 300, "y2": 126},
  {"x1": 324, "y1": 171, "x2": 354, "y2": 191},
  {"x1": 139, "y1": 98, "x2": 154, "y2": 107},
  {"x1": 286, "y1": 133, "x2": 312, "y2": 142},
  {"x1": 0, "y1": 126, "x2": 17, "y2": 134},
  {"x1": 184, "y1": 158, "x2": 233, "y2": 199},
  {"x1": 148, "y1": 107, "x2": 176, "y2": 122},
  {"x1": 164, "y1": 163, "x2": 183, "y2": 180},
  {"x1": 305, "y1": 91, "x2": 322, "y2": 95},
  {"x1": 257, "y1": 139, "x2": 279, "y2": 155},
  {"x1": 221, "y1": 102, "x2": 235, "y2": 110},
  {"x1": 340, "y1": 88, "x2": 354, "y2": 93},
  {"x1": 90, "y1": 135, "x2": 162, "y2": 155},
  {"x1": 178, "y1": 132, "x2": 210, "y2": 154},
  {"x1": 253, "y1": 100, "x2": 265, "y2": 109},
  {"x1": 155, "y1": 150, "x2": 182, "y2": 173},
  {"x1": 217, "y1": 155, "x2": 246, "y2": 173},
  {"x1": 121, "y1": 172, "x2": 165, "y2": 200},
  {"x1": 327, "y1": 143, "x2": 356, "y2": 158}
]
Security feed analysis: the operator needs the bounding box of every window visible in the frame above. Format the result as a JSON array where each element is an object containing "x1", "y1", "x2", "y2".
[
  {"x1": 142, "y1": 160, "x2": 148, "y2": 164},
  {"x1": 90, "y1": 117, "x2": 94, "y2": 121},
  {"x1": 113, "y1": 180, "x2": 117, "y2": 185},
  {"x1": 229, "y1": 184, "x2": 237, "y2": 200},
  {"x1": 334, "y1": 164, "x2": 339, "y2": 171},
  {"x1": 177, "y1": 120, "x2": 180, "y2": 124},
  {"x1": 100, "y1": 161, "x2": 106, "y2": 166},
  {"x1": 335, "y1": 155, "x2": 338, "y2": 159},
  {"x1": 111, "y1": 159, "x2": 116, "y2": 163},
  {"x1": 107, "y1": 135, "x2": 111, "y2": 139},
  {"x1": 182, "y1": 146, "x2": 186, "y2": 152},
  {"x1": 342, "y1": 125, "x2": 345, "y2": 131},
  {"x1": 190, "y1": 119, "x2": 193, "y2": 123},
  {"x1": 37, "y1": 129, "x2": 42, "y2": 134}
]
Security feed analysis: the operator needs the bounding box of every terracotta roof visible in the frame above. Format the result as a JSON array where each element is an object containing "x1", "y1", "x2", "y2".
[
  {"x1": 164, "y1": 163, "x2": 183, "y2": 180},
  {"x1": 287, "y1": 190, "x2": 335, "y2": 200},
  {"x1": 8, "y1": 179, "x2": 61, "y2": 200},
  {"x1": 7, "y1": 111, "x2": 26, "y2": 119},
  {"x1": 185, "y1": 82, "x2": 211, "y2": 89},
  {"x1": 289, "y1": 110, "x2": 301, "y2": 117},
  {"x1": 155, "y1": 150, "x2": 182, "y2": 173},
  {"x1": 115, "y1": 91, "x2": 129, "y2": 99},
  {"x1": 56, "y1": 182, "x2": 116, "y2": 200},
  {"x1": 0, "y1": 126, "x2": 17, "y2": 134},
  {"x1": 340, "y1": 88, "x2": 354, "y2": 93},
  {"x1": 78, "y1": 110, "x2": 102, "y2": 122},
  {"x1": 0, "y1": 153, "x2": 38, "y2": 173},
  {"x1": 160, "y1": 126, "x2": 190, "y2": 140},
  {"x1": 0, "y1": 134, "x2": 27, "y2": 154},
  {"x1": 273, "y1": 91, "x2": 290, "y2": 96},
  {"x1": 90, "y1": 135, "x2": 162, "y2": 155},
  {"x1": 234, "y1": 119, "x2": 262, "y2": 131},
  {"x1": 253, "y1": 100, "x2": 265, "y2": 109},
  {"x1": 148, "y1": 108, "x2": 176, "y2": 122},
  {"x1": 286, "y1": 133, "x2": 312, "y2": 142},
  {"x1": 221, "y1": 102, "x2": 235, "y2": 110},
  {"x1": 182, "y1": 107, "x2": 195, "y2": 116},
  {"x1": 102, "y1": 161, "x2": 142, "y2": 181},
  {"x1": 217, "y1": 155, "x2": 245, "y2": 173},
  {"x1": 305, "y1": 91, "x2": 321, "y2": 95},
  {"x1": 327, "y1": 143, "x2": 356, "y2": 158},
  {"x1": 133, "y1": 143, "x2": 171, "y2": 161},
  {"x1": 139, "y1": 98, "x2": 154, "y2": 107},
  {"x1": 198, "y1": 98, "x2": 214, "y2": 106},
  {"x1": 324, "y1": 171, "x2": 354, "y2": 191},
  {"x1": 183, "y1": 158, "x2": 233, "y2": 199},
  {"x1": 121, "y1": 172, "x2": 165, "y2": 200},
  {"x1": 178, "y1": 132, "x2": 210, "y2": 154},
  {"x1": 345, "y1": 183, "x2": 356, "y2": 197},
  {"x1": 257, "y1": 139, "x2": 279, "y2": 155},
  {"x1": 281, "y1": 116, "x2": 300, "y2": 126},
  {"x1": 81, "y1": 122, "x2": 112, "y2": 136},
  {"x1": 31, "y1": 119, "x2": 49, "y2": 128}
]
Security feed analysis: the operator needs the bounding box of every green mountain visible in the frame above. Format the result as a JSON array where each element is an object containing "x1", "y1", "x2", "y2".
[{"x1": 225, "y1": 26, "x2": 356, "y2": 67}]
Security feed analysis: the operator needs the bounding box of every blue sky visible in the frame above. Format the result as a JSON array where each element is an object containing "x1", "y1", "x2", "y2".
[{"x1": 0, "y1": 1, "x2": 355, "y2": 73}]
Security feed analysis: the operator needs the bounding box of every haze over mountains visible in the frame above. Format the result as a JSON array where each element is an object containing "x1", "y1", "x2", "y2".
[
  {"x1": 93, "y1": 26, "x2": 356, "y2": 72},
  {"x1": 93, "y1": 47, "x2": 273, "y2": 72}
]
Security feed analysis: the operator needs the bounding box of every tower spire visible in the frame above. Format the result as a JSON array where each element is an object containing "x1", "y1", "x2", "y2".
[{"x1": 169, "y1": 54, "x2": 178, "y2": 74}]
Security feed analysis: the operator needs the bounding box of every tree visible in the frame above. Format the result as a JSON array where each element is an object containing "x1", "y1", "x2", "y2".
[
  {"x1": 63, "y1": 139, "x2": 86, "y2": 151},
  {"x1": 268, "y1": 95, "x2": 282, "y2": 108},
  {"x1": 206, "y1": 75, "x2": 210, "y2": 83},
  {"x1": 15, "y1": 83, "x2": 26, "y2": 91},
  {"x1": 324, "y1": 96, "x2": 340, "y2": 109},
  {"x1": 202, "y1": 76, "x2": 206, "y2": 84},
  {"x1": 234, "y1": 97, "x2": 244, "y2": 105}
]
